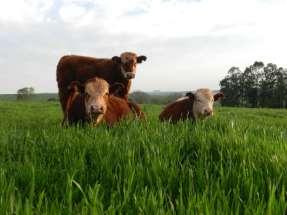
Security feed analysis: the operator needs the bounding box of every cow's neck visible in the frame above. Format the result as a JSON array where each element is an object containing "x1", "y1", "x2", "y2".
[
  {"x1": 123, "y1": 80, "x2": 131, "y2": 99},
  {"x1": 111, "y1": 65, "x2": 132, "y2": 99}
]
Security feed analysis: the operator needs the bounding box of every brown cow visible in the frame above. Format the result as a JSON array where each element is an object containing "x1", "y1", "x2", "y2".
[
  {"x1": 64, "y1": 77, "x2": 143, "y2": 126},
  {"x1": 56, "y1": 52, "x2": 147, "y2": 113},
  {"x1": 159, "y1": 89, "x2": 224, "y2": 123}
]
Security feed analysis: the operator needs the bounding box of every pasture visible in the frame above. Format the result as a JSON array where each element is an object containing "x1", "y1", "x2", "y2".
[{"x1": 0, "y1": 101, "x2": 287, "y2": 214}]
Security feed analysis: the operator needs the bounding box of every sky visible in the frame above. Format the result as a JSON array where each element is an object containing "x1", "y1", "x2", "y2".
[{"x1": 1, "y1": 0, "x2": 287, "y2": 93}]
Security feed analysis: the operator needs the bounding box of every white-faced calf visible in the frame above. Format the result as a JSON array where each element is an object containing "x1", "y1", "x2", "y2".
[
  {"x1": 63, "y1": 77, "x2": 143, "y2": 126},
  {"x1": 159, "y1": 88, "x2": 224, "y2": 123}
]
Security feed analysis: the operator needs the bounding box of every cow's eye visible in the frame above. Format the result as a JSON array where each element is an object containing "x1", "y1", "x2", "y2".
[{"x1": 85, "y1": 92, "x2": 90, "y2": 98}]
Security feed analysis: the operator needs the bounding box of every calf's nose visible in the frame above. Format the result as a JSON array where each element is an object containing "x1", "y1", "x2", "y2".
[
  {"x1": 90, "y1": 105, "x2": 104, "y2": 114},
  {"x1": 204, "y1": 109, "x2": 213, "y2": 116}
]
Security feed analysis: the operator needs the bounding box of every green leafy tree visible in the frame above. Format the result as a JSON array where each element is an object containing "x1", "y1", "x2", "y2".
[
  {"x1": 129, "y1": 91, "x2": 151, "y2": 104},
  {"x1": 259, "y1": 63, "x2": 278, "y2": 107},
  {"x1": 220, "y1": 62, "x2": 287, "y2": 108},
  {"x1": 219, "y1": 67, "x2": 243, "y2": 106},
  {"x1": 242, "y1": 61, "x2": 264, "y2": 107},
  {"x1": 273, "y1": 67, "x2": 287, "y2": 108},
  {"x1": 17, "y1": 87, "x2": 35, "y2": 100}
]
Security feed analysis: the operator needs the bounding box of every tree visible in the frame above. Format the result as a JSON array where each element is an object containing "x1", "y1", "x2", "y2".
[
  {"x1": 274, "y1": 67, "x2": 287, "y2": 108},
  {"x1": 219, "y1": 67, "x2": 243, "y2": 106},
  {"x1": 17, "y1": 87, "x2": 35, "y2": 100},
  {"x1": 129, "y1": 91, "x2": 151, "y2": 104},
  {"x1": 129, "y1": 91, "x2": 183, "y2": 104},
  {"x1": 220, "y1": 61, "x2": 287, "y2": 108},
  {"x1": 259, "y1": 63, "x2": 278, "y2": 107},
  {"x1": 241, "y1": 61, "x2": 264, "y2": 107}
]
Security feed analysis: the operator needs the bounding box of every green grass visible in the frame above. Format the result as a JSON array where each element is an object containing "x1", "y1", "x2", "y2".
[{"x1": 0, "y1": 101, "x2": 287, "y2": 214}]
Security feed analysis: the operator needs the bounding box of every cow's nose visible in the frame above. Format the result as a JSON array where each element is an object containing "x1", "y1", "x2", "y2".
[
  {"x1": 204, "y1": 109, "x2": 213, "y2": 116},
  {"x1": 91, "y1": 105, "x2": 104, "y2": 114},
  {"x1": 126, "y1": 73, "x2": 135, "y2": 79}
]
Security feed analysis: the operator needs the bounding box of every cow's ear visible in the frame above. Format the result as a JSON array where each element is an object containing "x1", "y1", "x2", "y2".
[
  {"x1": 137, "y1": 55, "x2": 147, "y2": 63},
  {"x1": 68, "y1": 81, "x2": 84, "y2": 93},
  {"x1": 112, "y1": 56, "x2": 121, "y2": 64},
  {"x1": 109, "y1": 82, "x2": 126, "y2": 97},
  {"x1": 185, "y1": 92, "x2": 194, "y2": 100},
  {"x1": 214, "y1": 92, "x2": 224, "y2": 101}
]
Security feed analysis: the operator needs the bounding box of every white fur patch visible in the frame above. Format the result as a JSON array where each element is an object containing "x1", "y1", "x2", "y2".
[
  {"x1": 121, "y1": 66, "x2": 127, "y2": 78},
  {"x1": 192, "y1": 89, "x2": 214, "y2": 119}
]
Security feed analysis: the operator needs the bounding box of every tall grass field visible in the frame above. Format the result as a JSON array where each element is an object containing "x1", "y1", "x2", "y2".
[{"x1": 0, "y1": 101, "x2": 287, "y2": 214}]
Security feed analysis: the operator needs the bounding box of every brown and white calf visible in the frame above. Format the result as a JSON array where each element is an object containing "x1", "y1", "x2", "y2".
[
  {"x1": 56, "y1": 52, "x2": 147, "y2": 113},
  {"x1": 159, "y1": 89, "x2": 224, "y2": 123},
  {"x1": 63, "y1": 77, "x2": 144, "y2": 126}
]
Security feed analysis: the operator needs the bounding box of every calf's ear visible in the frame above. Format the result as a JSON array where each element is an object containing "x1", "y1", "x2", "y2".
[
  {"x1": 109, "y1": 82, "x2": 126, "y2": 97},
  {"x1": 112, "y1": 56, "x2": 121, "y2": 64},
  {"x1": 67, "y1": 81, "x2": 84, "y2": 93},
  {"x1": 214, "y1": 92, "x2": 224, "y2": 101},
  {"x1": 137, "y1": 55, "x2": 147, "y2": 63},
  {"x1": 185, "y1": 92, "x2": 195, "y2": 100}
]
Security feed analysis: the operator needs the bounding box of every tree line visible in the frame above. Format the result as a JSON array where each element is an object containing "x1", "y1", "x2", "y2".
[
  {"x1": 14, "y1": 61, "x2": 287, "y2": 108},
  {"x1": 220, "y1": 61, "x2": 287, "y2": 108},
  {"x1": 129, "y1": 91, "x2": 183, "y2": 105},
  {"x1": 13, "y1": 86, "x2": 183, "y2": 104}
]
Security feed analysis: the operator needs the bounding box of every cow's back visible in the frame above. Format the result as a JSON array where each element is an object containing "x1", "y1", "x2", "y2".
[
  {"x1": 57, "y1": 55, "x2": 117, "y2": 83},
  {"x1": 159, "y1": 99, "x2": 194, "y2": 123},
  {"x1": 104, "y1": 96, "x2": 133, "y2": 126},
  {"x1": 56, "y1": 55, "x2": 120, "y2": 112}
]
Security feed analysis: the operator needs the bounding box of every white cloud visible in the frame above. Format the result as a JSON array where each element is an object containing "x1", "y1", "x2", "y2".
[
  {"x1": 0, "y1": 0, "x2": 53, "y2": 24},
  {"x1": 59, "y1": 3, "x2": 88, "y2": 24},
  {"x1": 2, "y1": 0, "x2": 287, "y2": 38},
  {"x1": 55, "y1": 0, "x2": 287, "y2": 37},
  {"x1": 1, "y1": 0, "x2": 287, "y2": 93}
]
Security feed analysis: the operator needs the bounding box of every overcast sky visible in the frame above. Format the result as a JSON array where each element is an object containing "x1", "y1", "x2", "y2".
[{"x1": 1, "y1": 0, "x2": 287, "y2": 93}]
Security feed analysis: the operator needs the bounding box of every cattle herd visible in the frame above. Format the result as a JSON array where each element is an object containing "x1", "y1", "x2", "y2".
[{"x1": 56, "y1": 51, "x2": 224, "y2": 126}]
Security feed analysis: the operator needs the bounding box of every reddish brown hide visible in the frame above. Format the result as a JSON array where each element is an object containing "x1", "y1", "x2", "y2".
[
  {"x1": 159, "y1": 96, "x2": 195, "y2": 123},
  {"x1": 56, "y1": 52, "x2": 147, "y2": 113},
  {"x1": 64, "y1": 78, "x2": 144, "y2": 126},
  {"x1": 159, "y1": 89, "x2": 224, "y2": 123}
]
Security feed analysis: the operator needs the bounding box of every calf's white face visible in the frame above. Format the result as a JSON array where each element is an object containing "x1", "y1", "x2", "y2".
[
  {"x1": 84, "y1": 78, "x2": 109, "y2": 125},
  {"x1": 192, "y1": 89, "x2": 223, "y2": 120}
]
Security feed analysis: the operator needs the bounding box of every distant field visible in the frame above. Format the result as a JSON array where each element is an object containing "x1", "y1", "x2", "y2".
[
  {"x1": 0, "y1": 101, "x2": 287, "y2": 214},
  {"x1": 0, "y1": 93, "x2": 58, "y2": 101}
]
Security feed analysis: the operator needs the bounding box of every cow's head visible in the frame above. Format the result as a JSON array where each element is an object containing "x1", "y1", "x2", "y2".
[
  {"x1": 81, "y1": 78, "x2": 110, "y2": 126},
  {"x1": 71, "y1": 78, "x2": 124, "y2": 125},
  {"x1": 112, "y1": 52, "x2": 147, "y2": 80},
  {"x1": 186, "y1": 89, "x2": 224, "y2": 120}
]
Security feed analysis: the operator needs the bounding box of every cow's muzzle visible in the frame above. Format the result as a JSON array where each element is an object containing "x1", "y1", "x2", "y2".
[
  {"x1": 88, "y1": 105, "x2": 104, "y2": 121},
  {"x1": 88, "y1": 111, "x2": 104, "y2": 126},
  {"x1": 125, "y1": 72, "x2": 135, "y2": 79}
]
